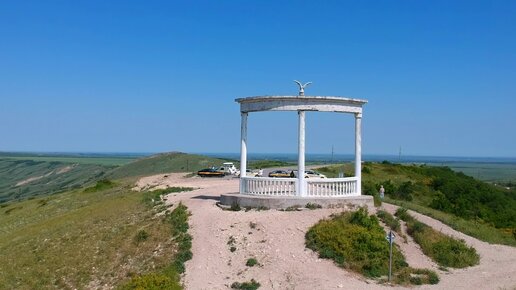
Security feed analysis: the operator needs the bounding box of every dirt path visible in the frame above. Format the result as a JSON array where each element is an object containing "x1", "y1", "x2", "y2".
[{"x1": 137, "y1": 173, "x2": 516, "y2": 290}]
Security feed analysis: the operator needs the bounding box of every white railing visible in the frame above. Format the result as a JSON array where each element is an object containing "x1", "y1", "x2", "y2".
[
  {"x1": 306, "y1": 177, "x2": 359, "y2": 197},
  {"x1": 240, "y1": 176, "x2": 359, "y2": 197},
  {"x1": 241, "y1": 177, "x2": 297, "y2": 196}
]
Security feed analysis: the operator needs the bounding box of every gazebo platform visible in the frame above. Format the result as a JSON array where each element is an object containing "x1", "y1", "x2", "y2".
[{"x1": 220, "y1": 192, "x2": 373, "y2": 210}]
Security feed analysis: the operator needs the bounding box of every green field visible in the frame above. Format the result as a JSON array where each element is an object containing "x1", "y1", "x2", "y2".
[{"x1": 436, "y1": 162, "x2": 516, "y2": 183}]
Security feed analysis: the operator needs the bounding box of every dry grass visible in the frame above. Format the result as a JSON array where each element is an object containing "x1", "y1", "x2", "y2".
[{"x1": 0, "y1": 181, "x2": 178, "y2": 289}]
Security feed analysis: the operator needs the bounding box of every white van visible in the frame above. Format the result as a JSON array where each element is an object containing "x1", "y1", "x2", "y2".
[{"x1": 219, "y1": 162, "x2": 237, "y2": 175}]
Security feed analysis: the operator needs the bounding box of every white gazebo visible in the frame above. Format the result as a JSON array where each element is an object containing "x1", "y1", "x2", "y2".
[{"x1": 235, "y1": 91, "x2": 368, "y2": 199}]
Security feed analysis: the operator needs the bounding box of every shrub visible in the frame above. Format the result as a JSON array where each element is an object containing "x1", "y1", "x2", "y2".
[
  {"x1": 231, "y1": 279, "x2": 260, "y2": 290},
  {"x1": 376, "y1": 210, "x2": 400, "y2": 232},
  {"x1": 246, "y1": 258, "x2": 258, "y2": 267},
  {"x1": 305, "y1": 203, "x2": 322, "y2": 210},
  {"x1": 306, "y1": 208, "x2": 407, "y2": 278},
  {"x1": 362, "y1": 181, "x2": 381, "y2": 207},
  {"x1": 230, "y1": 202, "x2": 241, "y2": 211},
  {"x1": 393, "y1": 268, "x2": 439, "y2": 285},
  {"x1": 393, "y1": 181, "x2": 414, "y2": 201}
]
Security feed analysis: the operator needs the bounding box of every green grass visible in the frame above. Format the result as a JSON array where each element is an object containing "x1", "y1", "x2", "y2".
[
  {"x1": 0, "y1": 152, "x2": 217, "y2": 203},
  {"x1": 120, "y1": 203, "x2": 192, "y2": 289},
  {"x1": 306, "y1": 208, "x2": 438, "y2": 285},
  {"x1": 0, "y1": 158, "x2": 111, "y2": 203},
  {"x1": 0, "y1": 180, "x2": 187, "y2": 289},
  {"x1": 395, "y1": 208, "x2": 480, "y2": 268},
  {"x1": 315, "y1": 162, "x2": 516, "y2": 247},
  {"x1": 83, "y1": 179, "x2": 117, "y2": 192},
  {"x1": 386, "y1": 198, "x2": 516, "y2": 246},
  {"x1": 109, "y1": 152, "x2": 230, "y2": 178}
]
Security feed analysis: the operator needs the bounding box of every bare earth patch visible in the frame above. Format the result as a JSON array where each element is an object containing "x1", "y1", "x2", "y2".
[{"x1": 136, "y1": 173, "x2": 516, "y2": 289}]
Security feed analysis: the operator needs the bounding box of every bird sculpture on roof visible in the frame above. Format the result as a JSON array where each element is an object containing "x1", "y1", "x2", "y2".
[{"x1": 294, "y1": 80, "x2": 312, "y2": 96}]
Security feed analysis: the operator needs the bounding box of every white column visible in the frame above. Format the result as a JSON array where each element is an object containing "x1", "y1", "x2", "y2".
[
  {"x1": 240, "y1": 112, "x2": 248, "y2": 193},
  {"x1": 298, "y1": 111, "x2": 306, "y2": 196},
  {"x1": 355, "y1": 112, "x2": 362, "y2": 195}
]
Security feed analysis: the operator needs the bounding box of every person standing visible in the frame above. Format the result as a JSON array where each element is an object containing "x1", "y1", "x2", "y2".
[
  {"x1": 257, "y1": 168, "x2": 264, "y2": 177},
  {"x1": 379, "y1": 185, "x2": 385, "y2": 199}
]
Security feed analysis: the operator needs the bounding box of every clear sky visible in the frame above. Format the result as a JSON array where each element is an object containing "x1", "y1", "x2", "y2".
[{"x1": 1, "y1": 0, "x2": 515, "y2": 157}]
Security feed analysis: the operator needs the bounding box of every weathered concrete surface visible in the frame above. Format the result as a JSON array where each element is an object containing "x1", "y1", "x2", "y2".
[{"x1": 220, "y1": 193, "x2": 373, "y2": 209}]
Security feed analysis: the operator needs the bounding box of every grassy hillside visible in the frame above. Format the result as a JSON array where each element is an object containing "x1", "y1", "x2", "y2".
[
  {"x1": 0, "y1": 152, "x2": 228, "y2": 203},
  {"x1": 109, "y1": 152, "x2": 230, "y2": 179},
  {"x1": 0, "y1": 159, "x2": 110, "y2": 203},
  {"x1": 0, "y1": 179, "x2": 190, "y2": 289},
  {"x1": 317, "y1": 162, "x2": 516, "y2": 246}
]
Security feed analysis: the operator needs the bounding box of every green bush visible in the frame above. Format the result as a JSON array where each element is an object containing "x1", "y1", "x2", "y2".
[
  {"x1": 393, "y1": 268, "x2": 439, "y2": 285},
  {"x1": 246, "y1": 258, "x2": 258, "y2": 267},
  {"x1": 395, "y1": 208, "x2": 480, "y2": 268},
  {"x1": 306, "y1": 208, "x2": 407, "y2": 278},
  {"x1": 376, "y1": 210, "x2": 400, "y2": 232},
  {"x1": 231, "y1": 279, "x2": 260, "y2": 290},
  {"x1": 393, "y1": 181, "x2": 414, "y2": 201},
  {"x1": 362, "y1": 181, "x2": 382, "y2": 207}
]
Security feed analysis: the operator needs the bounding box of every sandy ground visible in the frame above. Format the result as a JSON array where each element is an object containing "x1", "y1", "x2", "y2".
[{"x1": 135, "y1": 173, "x2": 516, "y2": 290}]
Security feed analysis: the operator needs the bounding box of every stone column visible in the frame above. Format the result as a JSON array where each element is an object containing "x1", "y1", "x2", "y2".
[
  {"x1": 355, "y1": 112, "x2": 362, "y2": 195},
  {"x1": 298, "y1": 111, "x2": 306, "y2": 196},
  {"x1": 240, "y1": 112, "x2": 248, "y2": 193}
]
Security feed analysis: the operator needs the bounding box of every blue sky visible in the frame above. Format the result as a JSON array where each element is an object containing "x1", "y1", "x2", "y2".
[{"x1": 1, "y1": 0, "x2": 515, "y2": 157}]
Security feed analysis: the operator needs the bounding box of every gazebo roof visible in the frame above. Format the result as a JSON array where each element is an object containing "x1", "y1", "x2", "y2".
[{"x1": 235, "y1": 95, "x2": 368, "y2": 114}]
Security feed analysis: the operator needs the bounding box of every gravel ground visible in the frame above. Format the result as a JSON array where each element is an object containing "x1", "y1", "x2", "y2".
[{"x1": 135, "y1": 173, "x2": 516, "y2": 290}]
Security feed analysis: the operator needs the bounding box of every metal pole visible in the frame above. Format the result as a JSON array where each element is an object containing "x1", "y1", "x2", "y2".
[{"x1": 389, "y1": 231, "x2": 393, "y2": 282}]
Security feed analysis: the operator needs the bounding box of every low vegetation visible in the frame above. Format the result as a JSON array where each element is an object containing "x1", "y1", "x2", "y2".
[
  {"x1": 376, "y1": 210, "x2": 408, "y2": 243},
  {"x1": 246, "y1": 258, "x2": 259, "y2": 267},
  {"x1": 110, "y1": 152, "x2": 230, "y2": 179},
  {"x1": 0, "y1": 181, "x2": 184, "y2": 289},
  {"x1": 395, "y1": 208, "x2": 480, "y2": 268},
  {"x1": 305, "y1": 203, "x2": 322, "y2": 210},
  {"x1": 120, "y1": 203, "x2": 192, "y2": 289},
  {"x1": 306, "y1": 208, "x2": 438, "y2": 285},
  {"x1": 83, "y1": 179, "x2": 117, "y2": 192},
  {"x1": 317, "y1": 162, "x2": 516, "y2": 246},
  {"x1": 231, "y1": 279, "x2": 261, "y2": 290}
]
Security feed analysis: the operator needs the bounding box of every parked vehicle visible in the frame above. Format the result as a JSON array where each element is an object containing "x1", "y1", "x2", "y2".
[
  {"x1": 290, "y1": 170, "x2": 327, "y2": 178},
  {"x1": 268, "y1": 170, "x2": 291, "y2": 178},
  {"x1": 235, "y1": 169, "x2": 258, "y2": 177},
  {"x1": 219, "y1": 162, "x2": 237, "y2": 175},
  {"x1": 197, "y1": 168, "x2": 225, "y2": 177}
]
